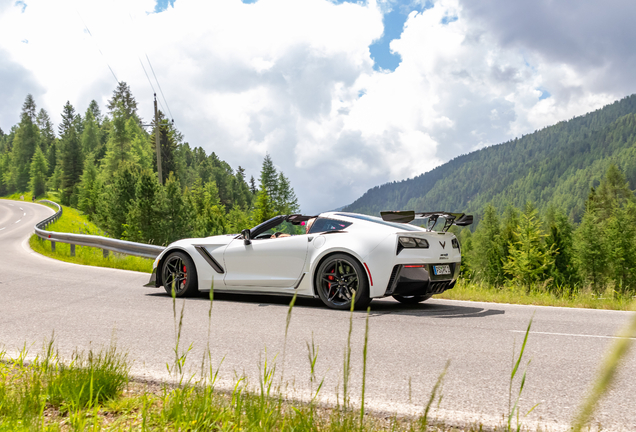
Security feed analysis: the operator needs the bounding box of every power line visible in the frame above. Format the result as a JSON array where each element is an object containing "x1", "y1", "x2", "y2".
[
  {"x1": 139, "y1": 58, "x2": 156, "y2": 95},
  {"x1": 145, "y1": 54, "x2": 174, "y2": 121},
  {"x1": 75, "y1": 10, "x2": 119, "y2": 85}
]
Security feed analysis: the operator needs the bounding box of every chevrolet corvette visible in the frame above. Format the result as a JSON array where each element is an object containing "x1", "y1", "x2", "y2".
[{"x1": 145, "y1": 210, "x2": 472, "y2": 309}]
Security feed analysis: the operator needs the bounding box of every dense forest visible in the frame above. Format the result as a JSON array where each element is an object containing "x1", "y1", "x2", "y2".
[
  {"x1": 456, "y1": 163, "x2": 636, "y2": 297},
  {"x1": 344, "y1": 94, "x2": 636, "y2": 222},
  {"x1": 0, "y1": 83, "x2": 299, "y2": 245}
]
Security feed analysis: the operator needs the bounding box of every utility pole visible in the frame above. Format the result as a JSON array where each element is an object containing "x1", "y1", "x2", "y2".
[{"x1": 154, "y1": 93, "x2": 163, "y2": 184}]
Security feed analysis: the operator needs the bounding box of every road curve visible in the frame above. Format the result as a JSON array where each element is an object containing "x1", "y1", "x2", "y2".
[{"x1": 1, "y1": 200, "x2": 635, "y2": 430}]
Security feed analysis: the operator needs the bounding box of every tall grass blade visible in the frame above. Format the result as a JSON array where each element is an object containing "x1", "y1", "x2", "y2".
[
  {"x1": 360, "y1": 306, "x2": 370, "y2": 430},
  {"x1": 343, "y1": 291, "x2": 356, "y2": 411},
  {"x1": 571, "y1": 309, "x2": 636, "y2": 432},
  {"x1": 419, "y1": 360, "x2": 450, "y2": 431},
  {"x1": 508, "y1": 316, "x2": 534, "y2": 432}
]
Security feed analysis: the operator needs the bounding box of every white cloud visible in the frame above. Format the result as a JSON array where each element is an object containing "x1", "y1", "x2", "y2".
[{"x1": 0, "y1": 0, "x2": 633, "y2": 213}]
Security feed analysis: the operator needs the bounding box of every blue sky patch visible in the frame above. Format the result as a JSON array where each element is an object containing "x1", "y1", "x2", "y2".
[
  {"x1": 367, "y1": 1, "x2": 433, "y2": 72},
  {"x1": 441, "y1": 15, "x2": 457, "y2": 25},
  {"x1": 538, "y1": 89, "x2": 551, "y2": 100},
  {"x1": 241, "y1": 0, "x2": 259, "y2": 3},
  {"x1": 15, "y1": 1, "x2": 27, "y2": 13},
  {"x1": 154, "y1": 0, "x2": 175, "y2": 13}
]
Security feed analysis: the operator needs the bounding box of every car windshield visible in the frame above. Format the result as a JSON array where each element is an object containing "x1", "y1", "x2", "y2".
[
  {"x1": 254, "y1": 220, "x2": 306, "y2": 239},
  {"x1": 335, "y1": 213, "x2": 425, "y2": 231}
]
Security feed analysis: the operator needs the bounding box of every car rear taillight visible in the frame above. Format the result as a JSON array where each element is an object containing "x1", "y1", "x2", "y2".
[{"x1": 397, "y1": 237, "x2": 429, "y2": 255}]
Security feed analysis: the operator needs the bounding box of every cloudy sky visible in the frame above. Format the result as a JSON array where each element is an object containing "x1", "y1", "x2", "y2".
[{"x1": 1, "y1": 0, "x2": 635, "y2": 213}]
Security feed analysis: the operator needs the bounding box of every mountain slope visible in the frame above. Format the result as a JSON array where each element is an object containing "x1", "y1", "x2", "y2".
[{"x1": 344, "y1": 95, "x2": 636, "y2": 221}]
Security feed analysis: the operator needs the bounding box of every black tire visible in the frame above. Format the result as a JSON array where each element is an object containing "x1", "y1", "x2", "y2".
[
  {"x1": 162, "y1": 251, "x2": 198, "y2": 297},
  {"x1": 392, "y1": 294, "x2": 433, "y2": 304},
  {"x1": 315, "y1": 253, "x2": 371, "y2": 310}
]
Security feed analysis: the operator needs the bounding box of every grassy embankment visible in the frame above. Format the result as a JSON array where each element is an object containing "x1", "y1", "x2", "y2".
[
  {"x1": 5, "y1": 192, "x2": 154, "y2": 273},
  {"x1": 437, "y1": 280, "x2": 636, "y2": 311}
]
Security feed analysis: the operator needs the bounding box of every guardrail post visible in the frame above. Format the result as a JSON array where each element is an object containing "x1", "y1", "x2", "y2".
[
  {"x1": 51, "y1": 241, "x2": 55, "y2": 252},
  {"x1": 70, "y1": 244, "x2": 75, "y2": 257},
  {"x1": 103, "y1": 249, "x2": 109, "y2": 258}
]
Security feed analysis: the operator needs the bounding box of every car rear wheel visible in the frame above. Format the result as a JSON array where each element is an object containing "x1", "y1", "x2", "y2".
[
  {"x1": 392, "y1": 294, "x2": 433, "y2": 304},
  {"x1": 162, "y1": 251, "x2": 198, "y2": 297},
  {"x1": 316, "y1": 254, "x2": 371, "y2": 310}
]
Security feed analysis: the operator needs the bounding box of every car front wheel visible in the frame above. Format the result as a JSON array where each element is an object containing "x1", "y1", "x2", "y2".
[
  {"x1": 316, "y1": 254, "x2": 371, "y2": 310},
  {"x1": 162, "y1": 251, "x2": 198, "y2": 297}
]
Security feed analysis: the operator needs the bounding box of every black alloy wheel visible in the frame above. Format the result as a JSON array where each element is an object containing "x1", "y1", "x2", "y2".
[
  {"x1": 316, "y1": 254, "x2": 371, "y2": 310},
  {"x1": 392, "y1": 294, "x2": 433, "y2": 304},
  {"x1": 162, "y1": 251, "x2": 198, "y2": 297}
]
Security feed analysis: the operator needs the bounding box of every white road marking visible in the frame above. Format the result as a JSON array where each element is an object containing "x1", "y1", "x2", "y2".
[
  {"x1": 23, "y1": 212, "x2": 26, "y2": 216},
  {"x1": 15, "y1": 219, "x2": 21, "y2": 224},
  {"x1": 511, "y1": 330, "x2": 636, "y2": 340},
  {"x1": 19, "y1": 207, "x2": 23, "y2": 210},
  {"x1": 0, "y1": 227, "x2": 5, "y2": 230}
]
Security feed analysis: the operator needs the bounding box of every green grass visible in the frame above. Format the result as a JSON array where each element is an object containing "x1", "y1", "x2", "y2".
[
  {"x1": 28, "y1": 200, "x2": 153, "y2": 273},
  {"x1": 437, "y1": 279, "x2": 636, "y2": 311}
]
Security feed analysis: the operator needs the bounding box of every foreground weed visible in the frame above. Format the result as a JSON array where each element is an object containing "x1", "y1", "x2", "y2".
[
  {"x1": 168, "y1": 278, "x2": 193, "y2": 383},
  {"x1": 360, "y1": 306, "x2": 370, "y2": 430},
  {"x1": 342, "y1": 292, "x2": 356, "y2": 412},
  {"x1": 418, "y1": 360, "x2": 450, "y2": 431},
  {"x1": 507, "y1": 317, "x2": 538, "y2": 432},
  {"x1": 571, "y1": 308, "x2": 636, "y2": 432},
  {"x1": 46, "y1": 344, "x2": 130, "y2": 411}
]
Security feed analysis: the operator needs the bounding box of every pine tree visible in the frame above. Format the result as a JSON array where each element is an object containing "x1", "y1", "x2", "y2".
[
  {"x1": 503, "y1": 202, "x2": 555, "y2": 288},
  {"x1": 274, "y1": 172, "x2": 300, "y2": 214},
  {"x1": 605, "y1": 203, "x2": 636, "y2": 296},
  {"x1": 594, "y1": 164, "x2": 634, "y2": 219},
  {"x1": 59, "y1": 102, "x2": 84, "y2": 206},
  {"x1": 81, "y1": 108, "x2": 102, "y2": 155},
  {"x1": 574, "y1": 209, "x2": 607, "y2": 294},
  {"x1": 36, "y1": 108, "x2": 55, "y2": 152},
  {"x1": 11, "y1": 94, "x2": 40, "y2": 191},
  {"x1": 87, "y1": 100, "x2": 103, "y2": 126},
  {"x1": 253, "y1": 154, "x2": 279, "y2": 223},
  {"x1": 249, "y1": 176, "x2": 257, "y2": 194},
  {"x1": 102, "y1": 110, "x2": 140, "y2": 176},
  {"x1": 162, "y1": 172, "x2": 192, "y2": 242},
  {"x1": 77, "y1": 156, "x2": 100, "y2": 218},
  {"x1": 260, "y1": 154, "x2": 278, "y2": 196},
  {"x1": 104, "y1": 163, "x2": 139, "y2": 238},
  {"x1": 234, "y1": 166, "x2": 253, "y2": 209},
  {"x1": 28, "y1": 146, "x2": 48, "y2": 197},
  {"x1": 545, "y1": 207, "x2": 578, "y2": 291},
  {"x1": 107, "y1": 82, "x2": 139, "y2": 122},
  {"x1": 471, "y1": 204, "x2": 505, "y2": 286},
  {"x1": 124, "y1": 170, "x2": 165, "y2": 244}
]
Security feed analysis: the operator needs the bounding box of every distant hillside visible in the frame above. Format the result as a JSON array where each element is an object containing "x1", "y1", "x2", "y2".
[{"x1": 344, "y1": 95, "x2": 636, "y2": 222}]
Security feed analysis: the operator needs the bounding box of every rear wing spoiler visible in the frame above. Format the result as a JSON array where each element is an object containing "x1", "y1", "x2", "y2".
[{"x1": 380, "y1": 210, "x2": 473, "y2": 232}]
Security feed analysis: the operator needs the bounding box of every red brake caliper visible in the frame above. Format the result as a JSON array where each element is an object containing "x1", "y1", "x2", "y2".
[
  {"x1": 327, "y1": 268, "x2": 335, "y2": 295},
  {"x1": 182, "y1": 265, "x2": 187, "y2": 288}
]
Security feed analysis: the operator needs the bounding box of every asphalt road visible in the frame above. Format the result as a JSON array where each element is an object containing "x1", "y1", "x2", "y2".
[{"x1": 2, "y1": 200, "x2": 635, "y2": 430}]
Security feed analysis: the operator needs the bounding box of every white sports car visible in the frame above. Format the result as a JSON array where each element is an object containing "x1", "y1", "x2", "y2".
[{"x1": 145, "y1": 211, "x2": 472, "y2": 309}]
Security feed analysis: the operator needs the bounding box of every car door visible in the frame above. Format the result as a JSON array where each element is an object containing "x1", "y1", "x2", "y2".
[{"x1": 222, "y1": 234, "x2": 310, "y2": 288}]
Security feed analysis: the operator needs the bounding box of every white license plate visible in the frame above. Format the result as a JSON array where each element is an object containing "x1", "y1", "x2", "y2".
[{"x1": 433, "y1": 265, "x2": 451, "y2": 275}]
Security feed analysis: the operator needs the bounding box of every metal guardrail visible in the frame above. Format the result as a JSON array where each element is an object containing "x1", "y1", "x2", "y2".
[{"x1": 34, "y1": 200, "x2": 165, "y2": 259}]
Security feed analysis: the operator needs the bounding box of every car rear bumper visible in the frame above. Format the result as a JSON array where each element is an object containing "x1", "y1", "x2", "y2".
[{"x1": 384, "y1": 263, "x2": 458, "y2": 296}]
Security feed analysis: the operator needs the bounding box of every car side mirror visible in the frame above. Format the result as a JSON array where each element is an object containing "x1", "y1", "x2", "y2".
[{"x1": 242, "y1": 229, "x2": 252, "y2": 245}]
